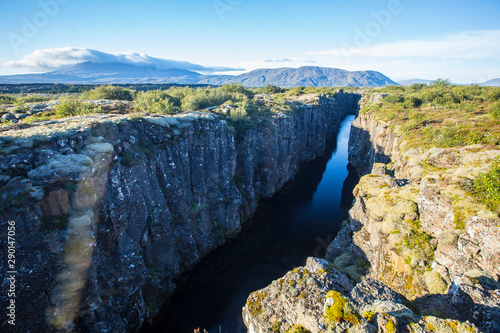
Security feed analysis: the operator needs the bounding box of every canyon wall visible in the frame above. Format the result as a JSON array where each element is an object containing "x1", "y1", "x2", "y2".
[
  {"x1": 244, "y1": 110, "x2": 500, "y2": 332},
  {"x1": 0, "y1": 93, "x2": 359, "y2": 332}
]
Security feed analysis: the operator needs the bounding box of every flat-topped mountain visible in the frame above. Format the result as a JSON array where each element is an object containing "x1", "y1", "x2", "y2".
[
  {"x1": 0, "y1": 63, "x2": 397, "y2": 87},
  {"x1": 198, "y1": 66, "x2": 398, "y2": 87}
]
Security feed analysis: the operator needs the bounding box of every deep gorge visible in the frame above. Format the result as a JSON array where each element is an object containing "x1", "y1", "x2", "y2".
[
  {"x1": 142, "y1": 115, "x2": 358, "y2": 333},
  {"x1": 0, "y1": 92, "x2": 360, "y2": 332}
]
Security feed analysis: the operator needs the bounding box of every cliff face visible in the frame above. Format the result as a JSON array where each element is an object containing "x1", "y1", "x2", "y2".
[
  {"x1": 0, "y1": 93, "x2": 359, "y2": 332},
  {"x1": 327, "y1": 112, "x2": 500, "y2": 330}
]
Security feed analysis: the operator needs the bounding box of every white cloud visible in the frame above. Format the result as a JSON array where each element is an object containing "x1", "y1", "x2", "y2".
[
  {"x1": 307, "y1": 30, "x2": 500, "y2": 60},
  {"x1": 2, "y1": 47, "x2": 241, "y2": 73}
]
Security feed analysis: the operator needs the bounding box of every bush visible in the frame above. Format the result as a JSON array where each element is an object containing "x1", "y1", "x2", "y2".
[
  {"x1": 286, "y1": 86, "x2": 306, "y2": 96},
  {"x1": 54, "y1": 99, "x2": 104, "y2": 117},
  {"x1": 410, "y1": 83, "x2": 427, "y2": 91},
  {"x1": 134, "y1": 90, "x2": 178, "y2": 114},
  {"x1": 0, "y1": 94, "x2": 17, "y2": 105},
  {"x1": 218, "y1": 83, "x2": 255, "y2": 99},
  {"x1": 255, "y1": 84, "x2": 284, "y2": 95},
  {"x1": 423, "y1": 127, "x2": 486, "y2": 148},
  {"x1": 471, "y1": 158, "x2": 500, "y2": 214},
  {"x1": 18, "y1": 95, "x2": 50, "y2": 103},
  {"x1": 430, "y1": 78, "x2": 452, "y2": 87},
  {"x1": 384, "y1": 94, "x2": 405, "y2": 104},
  {"x1": 487, "y1": 88, "x2": 500, "y2": 102},
  {"x1": 181, "y1": 86, "x2": 248, "y2": 111},
  {"x1": 488, "y1": 100, "x2": 500, "y2": 119},
  {"x1": 81, "y1": 85, "x2": 135, "y2": 101}
]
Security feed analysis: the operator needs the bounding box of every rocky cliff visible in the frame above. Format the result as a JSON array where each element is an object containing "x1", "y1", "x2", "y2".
[
  {"x1": 244, "y1": 108, "x2": 500, "y2": 332},
  {"x1": 0, "y1": 93, "x2": 359, "y2": 332},
  {"x1": 327, "y1": 113, "x2": 500, "y2": 331}
]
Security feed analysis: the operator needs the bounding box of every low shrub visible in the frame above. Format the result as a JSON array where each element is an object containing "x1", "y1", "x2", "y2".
[
  {"x1": 54, "y1": 99, "x2": 104, "y2": 117},
  {"x1": 470, "y1": 158, "x2": 500, "y2": 214},
  {"x1": 81, "y1": 85, "x2": 135, "y2": 101},
  {"x1": 134, "y1": 90, "x2": 178, "y2": 114},
  {"x1": 0, "y1": 94, "x2": 17, "y2": 104},
  {"x1": 488, "y1": 100, "x2": 500, "y2": 119}
]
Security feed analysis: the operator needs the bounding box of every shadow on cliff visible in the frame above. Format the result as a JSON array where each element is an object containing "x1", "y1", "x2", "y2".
[
  {"x1": 411, "y1": 275, "x2": 500, "y2": 331},
  {"x1": 348, "y1": 125, "x2": 393, "y2": 177}
]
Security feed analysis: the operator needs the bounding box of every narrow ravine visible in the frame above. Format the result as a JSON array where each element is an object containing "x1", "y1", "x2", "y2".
[{"x1": 143, "y1": 115, "x2": 357, "y2": 333}]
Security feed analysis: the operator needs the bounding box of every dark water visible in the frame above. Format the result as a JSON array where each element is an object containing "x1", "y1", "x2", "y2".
[{"x1": 143, "y1": 115, "x2": 358, "y2": 333}]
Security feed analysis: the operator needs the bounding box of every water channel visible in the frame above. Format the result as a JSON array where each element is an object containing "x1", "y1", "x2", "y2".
[{"x1": 144, "y1": 115, "x2": 358, "y2": 333}]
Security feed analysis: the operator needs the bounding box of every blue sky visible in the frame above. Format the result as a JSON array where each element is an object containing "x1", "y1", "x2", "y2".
[{"x1": 1, "y1": 0, "x2": 500, "y2": 83}]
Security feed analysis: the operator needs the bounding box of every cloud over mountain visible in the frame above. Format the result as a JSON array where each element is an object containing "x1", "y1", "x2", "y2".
[{"x1": 2, "y1": 47, "x2": 241, "y2": 73}]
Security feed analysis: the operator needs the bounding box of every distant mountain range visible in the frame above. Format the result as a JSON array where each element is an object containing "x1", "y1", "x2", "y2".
[
  {"x1": 397, "y1": 79, "x2": 433, "y2": 86},
  {"x1": 480, "y1": 78, "x2": 500, "y2": 87},
  {"x1": 398, "y1": 78, "x2": 500, "y2": 87},
  {"x1": 0, "y1": 62, "x2": 398, "y2": 87}
]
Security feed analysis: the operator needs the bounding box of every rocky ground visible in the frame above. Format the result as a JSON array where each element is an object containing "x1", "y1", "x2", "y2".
[{"x1": 244, "y1": 257, "x2": 482, "y2": 333}]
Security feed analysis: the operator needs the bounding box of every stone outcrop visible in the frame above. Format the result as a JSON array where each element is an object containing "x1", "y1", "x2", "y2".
[
  {"x1": 0, "y1": 93, "x2": 359, "y2": 332},
  {"x1": 243, "y1": 257, "x2": 479, "y2": 333}
]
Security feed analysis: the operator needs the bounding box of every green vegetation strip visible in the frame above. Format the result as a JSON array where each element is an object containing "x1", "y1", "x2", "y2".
[{"x1": 363, "y1": 80, "x2": 500, "y2": 148}]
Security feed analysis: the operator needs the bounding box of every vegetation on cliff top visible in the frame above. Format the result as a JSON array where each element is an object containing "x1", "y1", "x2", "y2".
[
  {"x1": 363, "y1": 81, "x2": 500, "y2": 149},
  {"x1": 1, "y1": 84, "x2": 346, "y2": 132}
]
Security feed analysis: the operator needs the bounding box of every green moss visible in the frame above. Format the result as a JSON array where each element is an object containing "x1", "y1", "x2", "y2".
[
  {"x1": 190, "y1": 203, "x2": 211, "y2": 214},
  {"x1": 426, "y1": 323, "x2": 436, "y2": 331},
  {"x1": 324, "y1": 290, "x2": 360, "y2": 326},
  {"x1": 334, "y1": 253, "x2": 370, "y2": 283},
  {"x1": 286, "y1": 324, "x2": 310, "y2": 333},
  {"x1": 453, "y1": 211, "x2": 466, "y2": 230},
  {"x1": 272, "y1": 321, "x2": 282, "y2": 332},
  {"x1": 394, "y1": 219, "x2": 436, "y2": 266},
  {"x1": 246, "y1": 290, "x2": 268, "y2": 317},
  {"x1": 385, "y1": 318, "x2": 396, "y2": 333},
  {"x1": 362, "y1": 311, "x2": 376, "y2": 322},
  {"x1": 424, "y1": 271, "x2": 448, "y2": 294}
]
